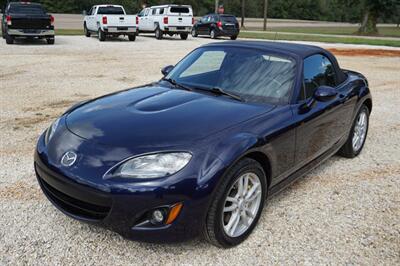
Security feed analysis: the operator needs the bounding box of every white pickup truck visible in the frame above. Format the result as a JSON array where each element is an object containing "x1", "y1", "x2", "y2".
[
  {"x1": 138, "y1": 5, "x2": 193, "y2": 40},
  {"x1": 84, "y1": 5, "x2": 137, "y2": 42}
]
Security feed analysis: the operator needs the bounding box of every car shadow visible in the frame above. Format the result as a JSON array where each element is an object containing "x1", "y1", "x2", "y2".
[{"x1": 6, "y1": 38, "x2": 52, "y2": 46}]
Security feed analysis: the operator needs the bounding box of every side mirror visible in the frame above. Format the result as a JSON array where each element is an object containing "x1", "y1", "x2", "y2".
[
  {"x1": 161, "y1": 65, "x2": 174, "y2": 76},
  {"x1": 314, "y1": 85, "x2": 337, "y2": 102},
  {"x1": 82, "y1": 10, "x2": 87, "y2": 16}
]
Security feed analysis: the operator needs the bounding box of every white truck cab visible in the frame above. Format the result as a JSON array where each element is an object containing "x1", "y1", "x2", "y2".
[
  {"x1": 84, "y1": 5, "x2": 137, "y2": 42},
  {"x1": 138, "y1": 5, "x2": 193, "y2": 40}
]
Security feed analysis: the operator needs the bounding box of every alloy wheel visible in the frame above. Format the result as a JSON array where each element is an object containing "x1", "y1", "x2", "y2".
[
  {"x1": 352, "y1": 109, "x2": 368, "y2": 152},
  {"x1": 222, "y1": 172, "x2": 262, "y2": 238}
]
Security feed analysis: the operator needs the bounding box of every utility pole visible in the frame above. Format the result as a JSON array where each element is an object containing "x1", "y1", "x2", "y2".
[
  {"x1": 263, "y1": 0, "x2": 268, "y2": 31},
  {"x1": 241, "y1": 0, "x2": 245, "y2": 28},
  {"x1": 215, "y1": 0, "x2": 219, "y2": 13}
]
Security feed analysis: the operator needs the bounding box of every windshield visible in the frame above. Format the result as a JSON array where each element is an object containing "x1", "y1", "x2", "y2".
[
  {"x1": 166, "y1": 47, "x2": 297, "y2": 104},
  {"x1": 9, "y1": 4, "x2": 46, "y2": 15},
  {"x1": 97, "y1": 7, "x2": 124, "y2": 15}
]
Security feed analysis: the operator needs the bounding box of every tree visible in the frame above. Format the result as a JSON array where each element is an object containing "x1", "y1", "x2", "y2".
[{"x1": 357, "y1": 0, "x2": 397, "y2": 34}]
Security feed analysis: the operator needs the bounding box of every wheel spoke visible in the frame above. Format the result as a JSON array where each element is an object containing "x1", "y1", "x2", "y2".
[
  {"x1": 245, "y1": 208, "x2": 255, "y2": 219},
  {"x1": 246, "y1": 190, "x2": 261, "y2": 203},
  {"x1": 243, "y1": 174, "x2": 249, "y2": 196},
  {"x1": 230, "y1": 213, "x2": 241, "y2": 235},
  {"x1": 223, "y1": 204, "x2": 237, "y2": 213},
  {"x1": 241, "y1": 212, "x2": 249, "y2": 226},
  {"x1": 245, "y1": 183, "x2": 260, "y2": 200},
  {"x1": 237, "y1": 176, "x2": 244, "y2": 196}
]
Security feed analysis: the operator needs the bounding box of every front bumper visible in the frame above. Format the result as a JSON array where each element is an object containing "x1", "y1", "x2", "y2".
[
  {"x1": 34, "y1": 151, "x2": 208, "y2": 242},
  {"x1": 8, "y1": 29, "x2": 54, "y2": 37}
]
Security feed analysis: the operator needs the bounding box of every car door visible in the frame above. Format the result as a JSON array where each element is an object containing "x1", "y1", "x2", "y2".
[
  {"x1": 139, "y1": 8, "x2": 150, "y2": 31},
  {"x1": 86, "y1": 7, "x2": 96, "y2": 31},
  {"x1": 197, "y1": 15, "x2": 210, "y2": 35},
  {"x1": 293, "y1": 54, "x2": 346, "y2": 166}
]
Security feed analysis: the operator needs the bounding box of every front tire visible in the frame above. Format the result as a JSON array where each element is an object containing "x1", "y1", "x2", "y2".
[
  {"x1": 84, "y1": 24, "x2": 91, "y2": 37},
  {"x1": 180, "y1": 33, "x2": 188, "y2": 40},
  {"x1": 230, "y1": 35, "x2": 238, "y2": 40},
  {"x1": 338, "y1": 104, "x2": 370, "y2": 158},
  {"x1": 191, "y1": 28, "x2": 198, "y2": 37},
  {"x1": 98, "y1": 28, "x2": 106, "y2": 42},
  {"x1": 210, "y1": 29, "x2": 217, "y2": 39},
  {"x1": 203, "y1": 158, "x2": 267, "y2": 248}
]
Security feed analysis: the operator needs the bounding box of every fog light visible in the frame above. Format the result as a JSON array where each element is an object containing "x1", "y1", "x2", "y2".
[{"x1": 150, "y1": 209, "x2": 165, "y2": 225}]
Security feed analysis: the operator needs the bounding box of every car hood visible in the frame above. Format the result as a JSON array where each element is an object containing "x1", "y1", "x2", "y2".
[{"x1": 66, "y1": 85, "x2": 275, "y2": 148}]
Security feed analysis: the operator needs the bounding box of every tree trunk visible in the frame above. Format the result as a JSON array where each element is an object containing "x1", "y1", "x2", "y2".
[
  {"x1": 263, "y1": 0, "x2": 268, "y2": 31},
  {"x1": 358, "y1": 10, "x2": 378, "y2": 34},
  {"x1": 215, "y1": 0, "x2": 219, "y2": 13},
  {"x1": 241, "y1": 0, "x2": 245, "y2": 28}
]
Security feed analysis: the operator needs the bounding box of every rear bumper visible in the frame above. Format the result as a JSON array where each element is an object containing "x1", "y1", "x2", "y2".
[
  {"x1": 216, "y1": 28, "x2": 239, "y2": 37},
  {"x1": 103, "y1": 26, "x2": 137, "y2": 34},
  {"x1": 163, "y1": 26, "x2": 192, "y2": 33},
  {"x1": 7, "y1": 29, "x2": 54, "y2": 37}
]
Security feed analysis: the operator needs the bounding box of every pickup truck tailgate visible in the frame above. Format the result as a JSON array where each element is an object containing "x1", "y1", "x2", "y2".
[
  {"x1": 104, "y1": 15, "x2": 136, "y2": 27},
  {"x1": 9, "y1": 14, "x2": 51, "y2": 29},
  {"x1": 168, "y1": 16, "x2": 192, "y2": 27}
]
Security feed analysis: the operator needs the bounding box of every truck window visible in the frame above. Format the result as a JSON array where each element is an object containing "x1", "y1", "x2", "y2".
[
  {"x1": 221, "y1": 16, "x2": 237, "y2": 23},
  {"x1": 97, "y1": 6, "x2": 124, "y2": 15},
  {"x1": 152, "y1": 9, "x2": 157, "y2": 15},
  {"x1": 170, "y1": 7, "x2": 190, "y2": 14},
  {"x1": 159, "y1": 8, "x2": 164, "y2": 15},
  {"x1": 9, "y1": 4, "x2": 46, "y2": 15}
]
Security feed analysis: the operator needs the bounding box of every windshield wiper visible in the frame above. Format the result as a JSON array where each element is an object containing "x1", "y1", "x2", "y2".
[
  {"x1": 161, "y1": 78, "x2": 192, "y2": 91},
  {"x1": 197, "y1": 87, "x2": 244, "y2": 102}
]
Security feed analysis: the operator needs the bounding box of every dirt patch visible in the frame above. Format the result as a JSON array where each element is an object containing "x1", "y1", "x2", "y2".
[
  {"x1": 0, "y1": 180, "x2": 43, "y2": 201},
  {"x1": 328, "y1": 48, "x2": 400, "y2": 57}
]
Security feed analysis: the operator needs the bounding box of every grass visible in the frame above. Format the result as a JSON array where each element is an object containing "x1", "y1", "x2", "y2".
[
  {"x1": 245, "y1": 26, "x2": 400, "y2": 38},
  {"x1": 55, "y1": 29, "x2": 84, "y2": 35},
  {"x1": 239, "y1": 31, "x2": 400, "y2": 47}
]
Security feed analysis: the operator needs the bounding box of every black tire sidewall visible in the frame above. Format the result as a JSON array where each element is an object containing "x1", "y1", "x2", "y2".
[{"x1": 209, "y1": 159, "x2": 267, "y2": 247}]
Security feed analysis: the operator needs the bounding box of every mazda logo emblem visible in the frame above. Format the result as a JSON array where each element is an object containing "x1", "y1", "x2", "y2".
[{"x1": 61, "y1": 151, "x2": 77, "y2": 167}]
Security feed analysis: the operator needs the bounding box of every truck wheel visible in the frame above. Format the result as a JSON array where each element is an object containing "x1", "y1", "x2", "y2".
[
  {"x1": 84, "y1": 24, "x2": 91, "y2": 37},
  {"x1": 128, "y1": 34, "x2": 136, "y2": 41},
  {"x1": 180, "y1": 33, "x2": 188, "y2": 40},
  {"x1": 210, "y1": 29, "x2": 217, "y2": 39},
  {"x1": 98, "y1": 29, "x2": 106, "y2": 42},
  {"x1": 47, "y1": 37, "x2": 55, "y2": 45},
  {"x1": 5, "y1": 34, "x2": 14, "y2": 45},
  {"x1": 155, "y1": 27, "x2": 163, "y2": 40},
  {"x1": 191, "y1": 28, "x2": 198, "y2": 37}
]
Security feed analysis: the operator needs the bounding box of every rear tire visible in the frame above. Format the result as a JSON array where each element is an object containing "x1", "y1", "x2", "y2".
[
  {"x1": 203, "y1": 158, "x2": 267, "y2": 248},
  {"x1": 230, "y1": 35, "x2": 238, "y2": 40},
  {"x1": 128, "y1": 34, "x2": 136, "y2": 41},
  {"x1": 98, "y1": 28, "x2": 106, "y2": 42},
  {"x1": 338, "y1": 104, "x2": 369, "y2": 158},
  {"x1": 47, "y1": 37, "x2": 55, "y2": 45},
  {"x1": 84, "y1": 24, "x2": 91, "y2": 37},
  {"x1": 155, "y1": 26, "x2": 163, "y2": 40},
  {"x1": 210, "y1": 29, "x2": 217, "y2": 39},
  {"x1": 180, "y1": 33, "x2": 188, "y2": 40},
  {"x1": 5, "y1": 34, "x2": 14, "y2": 44}
]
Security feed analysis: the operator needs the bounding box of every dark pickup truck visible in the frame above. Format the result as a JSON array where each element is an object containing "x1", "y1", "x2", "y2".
[{"x1": 1, "y1": 2, "x2": 55, "y2": 44}]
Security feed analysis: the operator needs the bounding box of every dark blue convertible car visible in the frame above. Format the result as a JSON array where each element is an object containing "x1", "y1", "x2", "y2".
[{"x1": 35, "y1": 41, "x2": 372, "y2": 247}]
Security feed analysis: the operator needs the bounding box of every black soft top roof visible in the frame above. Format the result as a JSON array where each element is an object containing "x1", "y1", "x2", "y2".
[{"x1": 204, "y1": 40, "x2": 347, "y2": 83}]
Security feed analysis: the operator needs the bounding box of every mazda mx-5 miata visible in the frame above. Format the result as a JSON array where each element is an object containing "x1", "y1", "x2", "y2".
[{"x1": 35, "y1": 41, "x2": 372, "y2": 247}]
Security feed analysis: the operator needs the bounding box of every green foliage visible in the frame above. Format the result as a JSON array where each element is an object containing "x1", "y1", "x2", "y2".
[{"x1": 0, "y1": 0, "x2": 399, "y2": 25}]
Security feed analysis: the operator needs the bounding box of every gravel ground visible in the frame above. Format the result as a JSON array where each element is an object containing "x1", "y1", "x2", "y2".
[{"x1": 0, "y1": 35, "x2": 399, "y2": 265}]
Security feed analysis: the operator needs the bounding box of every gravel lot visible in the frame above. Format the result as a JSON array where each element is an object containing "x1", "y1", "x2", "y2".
[{"x1": 0, "y1": 35, "x2": 399, "y2": 265}]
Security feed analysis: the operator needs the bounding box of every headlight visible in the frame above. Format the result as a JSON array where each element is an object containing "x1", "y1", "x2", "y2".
[
  {"x1": 109, "y1": 152, "x2": 192, "y2": 179},
  {"x1": 45, "y1": 117, "x2": 60, "y2": 144}
]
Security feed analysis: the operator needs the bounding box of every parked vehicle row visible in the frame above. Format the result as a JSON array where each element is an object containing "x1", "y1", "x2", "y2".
[
  {"x1": 1, "y1": 2, "x2": 241, "y2": 44},
  {"x1": 1, "y1": 2, "x2": 55, "y2": 45}
]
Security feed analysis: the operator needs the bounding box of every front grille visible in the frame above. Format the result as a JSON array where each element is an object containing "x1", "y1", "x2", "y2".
[{"x1": 36, "y1": 167, "x2": 111, "y2": 220}]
